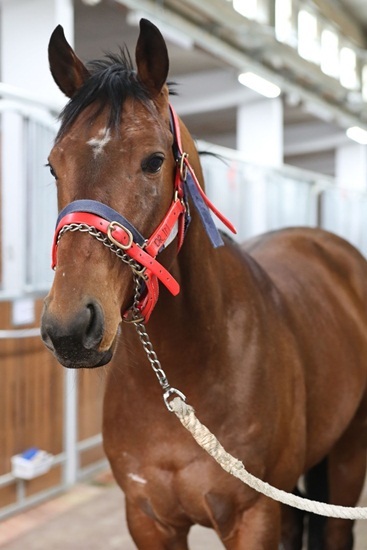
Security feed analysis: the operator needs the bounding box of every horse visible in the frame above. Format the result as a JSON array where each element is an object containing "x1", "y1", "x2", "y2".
[{"x1": 41, "y1": 19, "x2": 367, "y2": 550}]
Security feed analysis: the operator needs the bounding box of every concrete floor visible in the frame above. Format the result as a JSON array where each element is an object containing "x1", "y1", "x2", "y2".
[
  {"x1": 0, "y1": 471, "x2": 222, "y2": 550},
  {"x1": 1, "y1": 471, "x2": 367, "y2": 549}
]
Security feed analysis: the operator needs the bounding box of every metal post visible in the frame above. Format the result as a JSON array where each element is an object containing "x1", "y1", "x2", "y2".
[
  {"x1": 1, "y1": 111, "x2": 27, "y2": 294},
  {"x1": 63, "y1": 369, "x2": 78, "y2": 487}
]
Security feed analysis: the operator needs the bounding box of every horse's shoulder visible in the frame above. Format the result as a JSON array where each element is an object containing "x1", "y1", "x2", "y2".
[
  {"x1": 242, "y1": 227, "x2": 364, "y2": 267},
  {"x1": 240, "y1": 226, "x2": 367, "y2": 299},
  {"x1": 244, "y1": 226, "x2": 336, "y2": 251}
]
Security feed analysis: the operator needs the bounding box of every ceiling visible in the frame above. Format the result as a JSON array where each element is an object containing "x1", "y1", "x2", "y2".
[
  {"x1": 339, "y1": 0, "x2": 367, "y2": 28},
  {"x1": 74, "y1": 0, "x2": 224, "y2": 76},
  {"x1": 74, "y1": 0, "x2": 367, "y2": 176}
]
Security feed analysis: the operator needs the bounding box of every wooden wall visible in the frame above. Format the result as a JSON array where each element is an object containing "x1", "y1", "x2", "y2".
[{"x1": 0, "y1": 298, "x2": 106, "y2": 511}]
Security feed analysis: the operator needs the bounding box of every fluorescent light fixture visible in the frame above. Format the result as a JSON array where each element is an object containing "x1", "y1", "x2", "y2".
[
  {"x1": 275, "y1": 0, "x2": 294, "y2": 45},
  {"x1": 321, "y1": 29, "x2": 339, "y2": 78},
  {"x1": 233, "y1": 0, "x2": 257, "y2": 20},
  {"x1": 340, "y1": 47, "x2": 358, "y2": 90},
  {"x1": 346, "y1": 126, "x2": 367, "y2": 145},
  {"x1": 298, "y1": 10, "x2": 319, "y2": 64},
  {"x1": 238, "y1": 72, "x2": 281, "y2": 98}
]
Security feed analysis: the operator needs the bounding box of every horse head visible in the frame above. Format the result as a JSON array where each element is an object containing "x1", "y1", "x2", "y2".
[{"x1": 41, "y1": 20, "x2": 184, "y2": 368}]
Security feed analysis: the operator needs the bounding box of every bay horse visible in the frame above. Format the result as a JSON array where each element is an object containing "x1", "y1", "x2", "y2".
[{"x1": 41, "y1": 19, "x2": 367, "y2": 549}]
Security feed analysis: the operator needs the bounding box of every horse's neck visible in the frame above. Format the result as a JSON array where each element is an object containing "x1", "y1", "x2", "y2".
[
  {"x1": 124, "y1": 120, "x2": 261, "y2": 385},
  {"x1": 163, "y1": 121, "x2": 223, "y2": 318},
  {"x1": 152, "y1": 121, "x2": 242, "y2": 328}
]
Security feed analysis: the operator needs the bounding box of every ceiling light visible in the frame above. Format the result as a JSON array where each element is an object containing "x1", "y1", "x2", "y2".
[
  {"x1": 238, "y1": 72, "x2": 281, "y2": 98},
  {"x1": 275, "y1": 0, "x2": 293, "y2": 44},
  {"x1": 346, "y1": 126, "x2": 367, "y2": 145},
  {"x1": 233, "y1": 0, "x2": 257, "y2": 19},
  {"x1": 298, "y1": 10, "x2": 319, "y2": 64},
  {"x1": 321, "y1": 29, "x2": 339, "y2": 78},
  {"x1": 340, "y1": 47, "x2": 358, "y2": 90}
]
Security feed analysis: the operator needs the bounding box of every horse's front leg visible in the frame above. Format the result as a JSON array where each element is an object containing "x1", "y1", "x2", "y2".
[
  {"x1": 222, "y1": 496, "x2": 282, "y2": 550},
  {"x1": 126, "y1": 498, "x2": 190, "y2": 550}
]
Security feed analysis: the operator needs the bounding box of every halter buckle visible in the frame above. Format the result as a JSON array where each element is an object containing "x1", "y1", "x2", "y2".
[{"x1": 107, "y1": 221, "x2": 133, "y2": 250}]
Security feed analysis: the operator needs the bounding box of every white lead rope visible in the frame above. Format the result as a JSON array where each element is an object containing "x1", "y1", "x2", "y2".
[
  {"x1": 170, "y1": 396, "x2": 367, "y2": 520},
  {"x1": 129, "y1": 271, "x2": 367, "y2": 521}
]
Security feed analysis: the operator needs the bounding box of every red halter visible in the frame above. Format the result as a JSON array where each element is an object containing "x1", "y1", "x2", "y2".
[{"x1": 51, "y1": 105, "x2": 236, "y2": 322}]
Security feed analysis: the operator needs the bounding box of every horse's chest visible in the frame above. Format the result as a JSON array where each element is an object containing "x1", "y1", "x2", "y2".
[{"x1": 116, "y1": 446, "x2": 255, "y2": 534}]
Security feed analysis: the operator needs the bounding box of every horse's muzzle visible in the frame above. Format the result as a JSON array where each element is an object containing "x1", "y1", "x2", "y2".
[{"x1": 41, "y1": 300, "x2": 113, "y2": 368}]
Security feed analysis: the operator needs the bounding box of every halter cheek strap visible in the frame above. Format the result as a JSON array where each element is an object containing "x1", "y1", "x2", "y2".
[
  {"x1": 51, "y1": 104, "x2": 236, "y2": 322},
  {"x1": 168, "y1": 105, "x2": 236, "y2": 246}
]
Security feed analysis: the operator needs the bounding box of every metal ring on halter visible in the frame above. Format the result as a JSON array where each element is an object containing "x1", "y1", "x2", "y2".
[
  {"x1": 122, "y1": 311, "x2": 145, "y2": 324},
  {"x1": 179, "y1": 152, "x2": 189, "y2": 181},
  {"x1": 107, "y1": 221, "x2": 134, "y2": 250},
  {"x1": 131, "y1": 264, "x2": 148, "y2": 279}
]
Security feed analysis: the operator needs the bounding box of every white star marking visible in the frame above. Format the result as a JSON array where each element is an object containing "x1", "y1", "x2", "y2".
[{"x1": 87, "y1": 128, "x2": 111, "y2": 157}]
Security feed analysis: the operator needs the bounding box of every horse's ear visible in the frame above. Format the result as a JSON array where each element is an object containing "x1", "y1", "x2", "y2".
[
  {"x1": 135, "y1": 19, "x2": 169, "y2": 97},
  {"x1": 48, "y1": 25, "x2": 90, "y2": 98}
]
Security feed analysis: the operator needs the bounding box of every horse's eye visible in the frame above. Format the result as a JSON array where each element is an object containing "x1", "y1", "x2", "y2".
[
  {"x1": 142, "y1": 154, "x2": 164, "y2": 174},
  {"x1": 46, "y1": 163, "x2": 57, "y2": 179}
]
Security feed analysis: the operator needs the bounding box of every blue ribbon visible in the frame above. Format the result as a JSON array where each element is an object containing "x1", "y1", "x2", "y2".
[{"x1": 184, "y1": 172, "x2": 224, "y2": 248}]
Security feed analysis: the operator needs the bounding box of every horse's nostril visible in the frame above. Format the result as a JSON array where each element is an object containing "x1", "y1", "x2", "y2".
[
  {"x1": 40, "y1": 325, "x2": 55, "y2": 352},
  {"x1": 40, "y1": 299, "x2": 110, "y2": 368},
  {"x1": 83, "y1": 301, "x2": 104, "y2": 350},
  {"x1": 85, "y1": 304, "x2": 96, "y2": 336},
  {"x1": 41, "y1": 300, "x2": 104, "y2": 354}
]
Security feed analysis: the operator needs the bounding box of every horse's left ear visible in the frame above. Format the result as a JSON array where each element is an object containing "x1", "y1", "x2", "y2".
[
  {"x1": 48, "y1": 25, "x2": 90, "y2": 98},
  {"x1": 135, "y1": 19, "x2": 169, "y2": 97}
]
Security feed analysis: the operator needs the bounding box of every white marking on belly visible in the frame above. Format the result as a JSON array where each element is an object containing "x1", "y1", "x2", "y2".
[
  {"x1": 87, "y1": 128, "x2": 111, "y2": 157},
  {"x1": 127, "y1": 473, "x2": 147, "y2": 485}
]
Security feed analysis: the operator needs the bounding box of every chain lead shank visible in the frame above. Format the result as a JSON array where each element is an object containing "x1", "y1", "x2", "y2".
[
  {"x1": 59, "y1": 222, "x2": 186, "y2": 410},
  {"x1": 130, "y1": 275, "x2": 186, "y2": 411}
]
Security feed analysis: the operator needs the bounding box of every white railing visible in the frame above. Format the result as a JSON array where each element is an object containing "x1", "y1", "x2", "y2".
[
  {"x1": 0, "y1": 87, "x2": 366, "y2": 299},
  {"x1": 199, "y1": 140, "x2": 367, "y2": 258},
  {"x1": 321, "y1": 187, "x2": 367, "y2": 258},
  {"x1": 0, "y1": 89, "x2": 59, "y2": 299}
]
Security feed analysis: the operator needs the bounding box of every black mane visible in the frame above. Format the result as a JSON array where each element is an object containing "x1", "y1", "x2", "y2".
[{"x1": 57, "y1": 48, "x2": 151, "y2": 138}]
